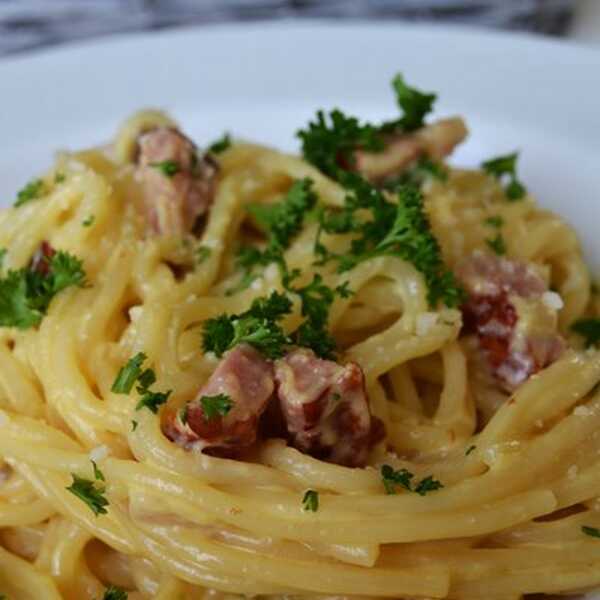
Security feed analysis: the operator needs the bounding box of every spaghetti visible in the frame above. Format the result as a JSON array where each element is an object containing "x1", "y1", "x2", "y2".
[{"x1": 0, "y1": 76, "x2": 599, "y2": 600}]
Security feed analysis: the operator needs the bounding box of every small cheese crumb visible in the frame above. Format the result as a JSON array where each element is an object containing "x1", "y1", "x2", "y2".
[
  {"x1": 416, "y1": 312, "x2": 438, "y2": 336},
  {"x1": 574, "y1": 405, "x2": 592, "y2": 417},
  {"x1": 541, "y1": 291, "x2": 564, "y2": 311},
  {"x1": 89, "y1": 445, "x2": 110, "y2": 463},
  {"x1": 567, "y1": 465, "x2": 578, "y2": 479}
]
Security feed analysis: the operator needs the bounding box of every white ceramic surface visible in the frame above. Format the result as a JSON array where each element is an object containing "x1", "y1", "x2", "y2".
[{"x1": 0, "y1": 22, "x2": 599, "y2": 597}]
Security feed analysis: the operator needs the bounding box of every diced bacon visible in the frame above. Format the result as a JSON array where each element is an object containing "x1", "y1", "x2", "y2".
[
  {"x1": 354, "y1": 117, "x2": 468, "y2": 183},
  {"x1": 136, "y1": 127, "x2": 218, "y2": 235},
  {"x1": 162, "y1": 344, "x2": 274, "y2": 454},
  {"x1": 274, "y1": 348, "x2": 383, "y2": 467},
  {"x1": 30, "y1": 241, "x2": 55, "y2": 276},
  {"x1": 457, "y1": 253, "x2": 565, "y2": 391}
]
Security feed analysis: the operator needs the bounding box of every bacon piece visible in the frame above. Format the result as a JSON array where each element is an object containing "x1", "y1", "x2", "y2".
[
  {"x1": 354, "y1": 117, "x2": 468, "y2": 183},
  {"x1": 163, "y1": 344, "x2": 274, "y2": 454},
  {"x1": 30, "y1": 241, "x2": 55, "y2": 276},
  {"x1": 457, "y1": 253, "x2": 565, "y2": 391},
  {"x1": 136, "y1": 127, "x2": 218, "y2": 235},
  {"x1": 274, "y1": 348, "x2": 382, "y2": 467}
]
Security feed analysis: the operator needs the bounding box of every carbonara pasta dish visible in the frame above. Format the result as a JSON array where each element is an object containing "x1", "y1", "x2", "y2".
[{"x1": 1, "y1": 74, "x2": 600, "y2": 600}]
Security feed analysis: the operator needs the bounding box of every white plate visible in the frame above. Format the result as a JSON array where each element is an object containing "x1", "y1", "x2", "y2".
[
  {"x1": 1, "y1": 23, "x2": 600, "y2": 268},
  {"x1": 0, "y1": 22, "x2": 600, "y2": 597}
]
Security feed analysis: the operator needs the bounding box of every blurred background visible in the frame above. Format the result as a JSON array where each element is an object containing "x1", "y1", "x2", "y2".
[{"x1": 0, "y1": 0, "x2": 599, "y2": 57}]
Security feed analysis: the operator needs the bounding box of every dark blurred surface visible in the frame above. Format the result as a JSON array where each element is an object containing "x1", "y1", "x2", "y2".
[{"x1": 0, "y1": 0, "x2": 576, "y2": 56}]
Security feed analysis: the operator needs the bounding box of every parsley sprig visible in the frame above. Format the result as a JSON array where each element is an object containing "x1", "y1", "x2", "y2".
[
  {"x1": 208, "y1": 133, "x2": 232, "y2": 154},
  {"x1": 482, "y1": 152, "x2": 526, "y2": 201},
  {"x1": 0, "y1": 250, "x2": 86, "y2": 329},
  {"x1": 316, "y1": 175, "x2": 464, "y2": 307},
  {"x1": 297, "y1": 73, "x2": 437, "y2": 180},
  {"x1": 111, "y1": 352, "x2": 171, "y2": 413},
  {"x1": 380, "y1": 464, "x2": 443, "y2": 496},
  {"x1": 230, "y1": 178, "x2": 317, "y2": 294},
  {"x1": 202, "y1": 292, "x2": 292, "y2": 359}
]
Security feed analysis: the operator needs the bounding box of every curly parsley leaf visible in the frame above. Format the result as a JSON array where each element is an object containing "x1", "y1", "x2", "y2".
[
  {"x1": 14, "y1": 178, "x2": 45, "y2": 207},
  {"x1": 202, "y1": 291, "x2": 293, "y2": 359},
  {"x1": 66, "y1": 474, "x2": 108, "y2": 516},
  {"x1": 297, "y1": 110, "x2": 384, "y2": 179},
  {"x1": 385, "y1": 73, "x2": 437, "y2": 132},
  {"x1": 0, "y1": 250, "x2": 86, "y2": 329},
  {"x1": 208, "y1": 133, "x2": 232, "y2": 154},
  {"x1": 486, "y1": 233, "x2": 507, "y2": 256},
  {"x1": 150, "y1": 160, "x2": 180, "y2": 178},
  {"x1": 484, "y1": 215, "x2": 504, "y2": 228},
  {"x1": 229, "y1": 178, "x2": 317, "y2": 294},
  {"x1": 111, "y1": 352, "x2": 147, "y2": 394},
  {"x1": 302, "y1": 489, "x2": 319, "y2": 512},
  {"x1": 380, "y1": 464, "x2": 443, "y2": 496},
  {"x1": 571, "y1": 318, "x2": 600, "y2": 348},
  {"x1": 481, "y1": 152, "x2": 526, "y2": 201},
  {"x1": 201, "y1": 393, "x2": 234, "y2": 421},
  {"x1": 103, "y1": 586, "x2": 128, "y2": 600},
  {"x1": 320, "y1": 176, "x2": 463, "y2": 307}
]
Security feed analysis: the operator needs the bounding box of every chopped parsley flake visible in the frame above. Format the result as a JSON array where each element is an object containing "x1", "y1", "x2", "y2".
[
  {"x1": 150, "y1": 160, "x2": 180, "y2": 178},
  {"x1": 571, "y1": 318, "x2": 600, "y2": 348},
  {"x1": 131, "y1": 420, "x2": 138, "y2": 432},
  {"x1": 380, "y1": 464, "x2": 443, "y2": 496},
  {"x1": 486, "y1": 233, "x2": 507, "y2": 256},
  {"x1": 82, "y1": 215, "x2": 95, "y2": 227},
  {"x1": 485, "y1": 215, "x2": 504, "y2": 228},
  {"x1": 195, "y1": 245, "x2": 211, "y2": 265},
  {"x1": 582, "y1": 525, "x2": 600, "y2": 539},
  {"x1": 201, "y1": 393, "x2": 234, "y2": 420},
  {"x1": 208, "y1": 133, "x2": 232, "y2": 154},
  {"x1": 112, "y1": 352, "x2": 171, "y2": 414},
  {"x1": 91, "y1": 460, "x2": 105, "y2": 482},
  {"x1": 66, "y1": 474, "x2": 108, "y2": 516},
  {"x1": 482, "y1": 152, "x2": 526, "y2": 201},
  {"x1": 15, "y1": 178, "x2": 45, "y2": 207},
  {"x1": 55, "y1": 172, "x2": 66, "y2": 184},
  {"x1": 465, "y1": 445, "x2": 476, "y2": 456},
  {"x1": 111, "y1": 352, "x2": 147, "y2": 394},
  {"x1": 302, "y1": 489, "x2": 319, "y2": 512},
  {"x1": 103, "y1": 586, "x2": 128, "y2": 600},
  {"x1": 0, "y1": 250, "x2": 86, "y2": 329}
]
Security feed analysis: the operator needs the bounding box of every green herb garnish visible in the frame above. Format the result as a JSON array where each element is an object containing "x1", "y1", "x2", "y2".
[
  {"x1": 15, "y1": 178, "x2": 45, "y2": 207},
  {"x1": 103, "y1": 586, "x2": 128, "y2": 600},
  {"x1": 571, "y1": 318, "x2": 600, "y2": 348},
  {"x1": 482, "y1": 152, "x2": 526, "y2": 201},
  {"x1": 486, "y1": 233, "x2": 507, "y2": 256},
  {"x1": 302, "y1": 489, "x2": 319, "y2": 512},
  {"x1": 208, "y1": 133, "x2": 232, "y2": 154},
  {"x1": 582, "y1": 525, "x2": 600, "y2": 539},
  {"x1": 380, "y1": 464, "x2": 443, "y2": 496},
  {"x1": 201, "y1": 393, "x2": 234, "y2": 421},
  {"x1": 91, "y1": 460, "x2": 105, "y2": 482},
  {"x1": 82, "y1": 215, "x2": 95, "y2": 227},
  {"x1": 150, "y1": 160, "x2": 180, "y2": 178},
  {"x1": 66, "y1": 474, "x2": 108, "y2": 516},
  {"x1": 0, "y1": 250, "x2": 86, "y2": 329},
  {"x1": 111, "y1": 352, "x2": 147, "y2": 394}
]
